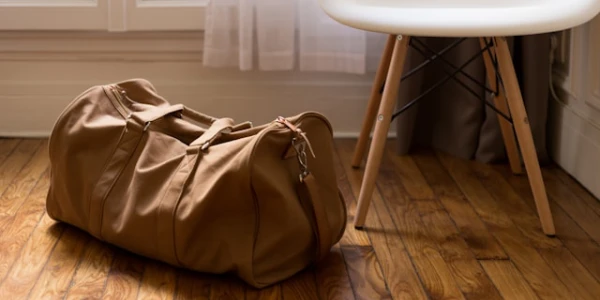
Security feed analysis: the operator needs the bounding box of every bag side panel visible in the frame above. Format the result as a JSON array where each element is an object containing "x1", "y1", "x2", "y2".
[
  {"x1": 295, "y1": 116, "x2": 347, "y2": 244},
  {"x1": 46, "y1": 85, "x2": 127, "y2": 232},
  {"x1": 250, "y1": 129, "x2": 317, "y2": 287},
  {"x1": 251, "y1": 114, "x2": 347, "y2": 286}
]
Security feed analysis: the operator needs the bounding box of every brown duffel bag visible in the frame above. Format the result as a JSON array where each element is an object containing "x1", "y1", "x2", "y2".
[{"x1": 46, "y1": 78, "x2": 347, "y2": 288}]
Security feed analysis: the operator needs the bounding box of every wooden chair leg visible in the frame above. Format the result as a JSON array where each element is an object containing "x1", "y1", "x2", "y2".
[
  {"x1": 351, "y1": 34, "x2": 397, "y2": 168},
  {"x1": 354, "y1": 35, "x2": 410, "y2": 228},
  {"x1": 493, "y1": 37, "x2": 556, "y2": 236},
  {"x1": 479, "y1": 37, "x2": 523, "y2": 174}
]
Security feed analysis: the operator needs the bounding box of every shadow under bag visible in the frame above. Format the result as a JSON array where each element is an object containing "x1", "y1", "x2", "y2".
[{"x1": 45, "y1": 78, "x2": 347, "y2": 288}]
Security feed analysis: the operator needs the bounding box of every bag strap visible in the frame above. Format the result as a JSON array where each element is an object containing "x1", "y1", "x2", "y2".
[
  {"x1": 300, "y1": 173, "x2": 333, "y2": 261},
  {"x1": 132, "y1": 104, "x2": 184, "y2": 124},
  {"x1": 190, "y1": 118, "x2": 235, "y2": 150}
]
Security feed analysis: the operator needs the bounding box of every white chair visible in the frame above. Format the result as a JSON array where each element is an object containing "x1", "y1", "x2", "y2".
[{"x1": 318, "y1": 0, "x2": 600, "y2": 236}]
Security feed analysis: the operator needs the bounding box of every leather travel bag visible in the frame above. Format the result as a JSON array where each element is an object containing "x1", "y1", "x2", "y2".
[{"x1": 46, "y1": 78, "x2": 347, "y2": 288}]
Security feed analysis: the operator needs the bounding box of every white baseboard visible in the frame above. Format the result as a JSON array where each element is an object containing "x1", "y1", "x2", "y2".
[{"x1": 549, "y1": 98, "x2": 600, "y2": 199}]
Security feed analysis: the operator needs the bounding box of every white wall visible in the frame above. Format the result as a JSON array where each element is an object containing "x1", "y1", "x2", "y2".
[
  {"x1": 0, "y1": 31, "x2": 383, "y2": 138},
  {"x1": 550, "y1": 15, "x2": 600, "y2": 199}
]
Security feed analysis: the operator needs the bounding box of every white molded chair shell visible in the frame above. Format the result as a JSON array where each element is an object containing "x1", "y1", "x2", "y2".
[{"x1": 318, "y1": 0, "x2": 600, "y2": 36}]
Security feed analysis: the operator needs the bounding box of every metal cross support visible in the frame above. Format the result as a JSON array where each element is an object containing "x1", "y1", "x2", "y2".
[{"x1": 384, "y1": 37, "x2": 513, "y2": 123}]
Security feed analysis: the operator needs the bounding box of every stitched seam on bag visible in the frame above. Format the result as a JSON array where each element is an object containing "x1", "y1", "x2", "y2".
[
  {"x1": 170, "y1": 153, "x2": 198, "y2": 267},
  {"x1": 97, "y1": 130, "x2": 146, "y2": 240}
]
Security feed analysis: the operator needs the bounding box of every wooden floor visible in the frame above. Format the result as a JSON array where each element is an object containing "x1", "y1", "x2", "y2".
[{"x1": 1, "y1": 138, "x2": 599, "y2": 299}]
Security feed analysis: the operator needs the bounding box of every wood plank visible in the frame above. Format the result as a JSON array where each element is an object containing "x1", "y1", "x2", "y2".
[
  {"x1": 437, "y1": 151, "x2": 572, "y2": 299},
  {"x1": 281, "y1": 269, "x2": 319, "y2": 300},
  {"x1": 0, "y1": 139, "x2": 20, "y2": 166},
  {"x1": 0, "y1": 169, "x2": 49, "y2": 283},
  {"x1": 494, "y1": 164, "x2": 600, "y2": 283},
  {"x1": 472, "y1": 162, "x2": 600, "y2": 299},
  {"x1": 550, "y1": 167, "x2": 600, "y2": 218},
  {"x1": 537, "y1": 246, "x2": 600, "y2": 300},
  {"x1": 136, "y1": 261, "x2": 178, "y2": 300},
  {"x1": 384, "y1": 143, "x2": 435, "y2": 199},
  {"x1": 0, "y1": 140, "x2": 48, "y2": 216},
  {"x1": 314, "y1": 244, "x2": 356, "y2": 300},
  {"x1": 336, "y1": 139, "x2": 429, "y2": 300},
  {"x1": 246, "y1": 283, "x2": 281, "y2": 300},
  {"x1": 540, "y1": 168, "x2": 600, "y2": 244},
  {"x1": 27, "y1": 227, "x2": 89, "y2": 299},
  {"x1": 470, "y1": 162, "x2": 562, "y2": 249},
  {"x1": 0, "y1": 213, "x2": 66, "y2": 298},
  {"x1": 0, "y1": 140, "x2": 41, "y2": 206},
  {"x1": 101, "y1": 250, "x2": 146, "y2": 299},
  {"x1": 332, "y1": 142, "x2": 370, "y2": 246},
  {"x1": 208, "y1": 277, "x2": 245, "y2": 300},
  {"x1": 411, "y1": 149, "x2": 506, "y2": 260},
  {"x1": 376, "y1": 151, "x2": 465, "y2": 300},
  {"x1": 341, "y1": 246, "x2": 391, "y2": 300},
  {"x1": 174, "y1": 270, "x2": 212, "y2": 300},
  {"x1": 416, "y1": 199, "x2": 502, "y2": 300},
  {"x1": 481, "y1": 260, "x2": 539, "y2": 300},
  {"x1": 65, "y1": 239, "x2": 114, "y2": 300}
]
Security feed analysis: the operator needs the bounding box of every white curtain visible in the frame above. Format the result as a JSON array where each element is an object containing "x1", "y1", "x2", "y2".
[{"x1": 202, "y1": 0, "x2": 386, "y2": 74}]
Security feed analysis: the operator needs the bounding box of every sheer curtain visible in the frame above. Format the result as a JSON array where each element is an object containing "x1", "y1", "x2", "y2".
[{"x1": 202, "y1": 0, "x2": 386, "y2": 74}]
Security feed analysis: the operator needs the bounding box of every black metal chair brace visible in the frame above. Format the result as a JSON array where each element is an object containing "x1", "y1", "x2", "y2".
[{"x1": 383, "y1": 37, "x2": 513, "y2": 123}]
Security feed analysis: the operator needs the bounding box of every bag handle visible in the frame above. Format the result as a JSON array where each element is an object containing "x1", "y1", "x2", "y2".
[
  {"x1": 132, "y1": 104, "x2": 185, "y2": 125},
  {"x1": 189, "y1": 118, "x2": 235, "y2": 150},
  {"x1": 300, "y1": 173, "x2": 333, "y2": 261}
]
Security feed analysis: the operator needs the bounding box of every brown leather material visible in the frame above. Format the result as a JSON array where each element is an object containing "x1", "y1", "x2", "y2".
[{"x1": 46, "y1": 78, "x2": 347, "y2": 288}]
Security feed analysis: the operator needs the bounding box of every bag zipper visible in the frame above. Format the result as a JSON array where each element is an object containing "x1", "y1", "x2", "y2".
[{"x1": 109, "y1": 85, "x2": 131, "y2": 118}]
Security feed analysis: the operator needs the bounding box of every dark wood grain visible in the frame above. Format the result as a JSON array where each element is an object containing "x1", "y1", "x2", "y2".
[
  {"x1": 336, "y1": 139, "x2": 429, "y2": 300},
  {"x1": 341, "y1": 246, "x2": 391, "y2": 300},
  {"x1": 384, "y1": 143, "x2": 435, "y2": 199},
  {"x1": 0, "y1": 169, "x2": 49, "y2": 282},
  {"x1": 0, "y1": 140, "x2": 48, "y2": 216},
  {"x1": 411, "y1": 150, "x2": 507, "y2": 260},
  {"x1": 549, "y1": 167, "x2": 600, "y2": 217},
  {"x1": 377, "y1": 150, "x2": 465, "y2": 300},
  {"x1": 246, "y1": 283, "x2": 281, "y2": 300},
  {"x1": 27, "y1": 227, "x2": 89, "y2": 299},
  {"x1": 65, "y1": 239, "x2": 115, "y2": 300},
  {"x1": 315, "y1": 244, "x2": 356, "y2": 300},
  {"x1": 541, "y1": 168, "x2": 600, "y2": 244},
  {"x1": 437, "y1": 151, "x2": 572, "y2": 299},
  {"x1": 174, "y1": 270, "x2": 212, "y2": 300},
  {"x1": 0, "y1": 139, "x2": 20, "y2": 166},
  {"x1": 102, "y1": 250, "x2": 146, "y2": 299},
  {"x1": 0, "y1": 140, "x2": 41, "y2": 213},
  {"x1": 0, "y1": 212, "x2": 65, "y2": 299},
  {"x1": 494, "y1": 164, "x2": 600, "y2": 283},
  {"x1": 481, "y1": 260, "x2": 539, "y2": 300},
  {"x1": 281, "y1": 269, "x2": 319, "y2": 300},
  {"x1": 416, "y1": 199, "x2": 503, "y2": 300},
  {"x1": 472, "y1": 162, "x2": 600, "y2": 299},
  {"x1": 136, "y1": 261, "x2": 178, "y2": 300}
]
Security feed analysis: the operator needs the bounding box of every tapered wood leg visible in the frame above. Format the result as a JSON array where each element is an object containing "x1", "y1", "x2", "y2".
[
  {"x1": 351, "y1": 35, "x2": 397, "y2": 168},
  {"x1": 493, "y1": 37, "x2": 555, "y2": 236},
  {"x1": 354, "y1": 35, "x2": 410, "y2": 228},
  {"x1": 479, "y1": 37, "x2": 523, "y2": 174}
]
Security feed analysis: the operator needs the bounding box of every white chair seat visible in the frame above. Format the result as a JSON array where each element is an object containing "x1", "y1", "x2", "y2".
[{"x1": 319, "y1": 0, "x2": 600, "y2": 36}]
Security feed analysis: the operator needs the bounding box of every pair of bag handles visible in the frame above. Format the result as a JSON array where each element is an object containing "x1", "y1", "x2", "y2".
[{"x1": 131, "y1": 104, "x2": 250, "y2": 150}]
